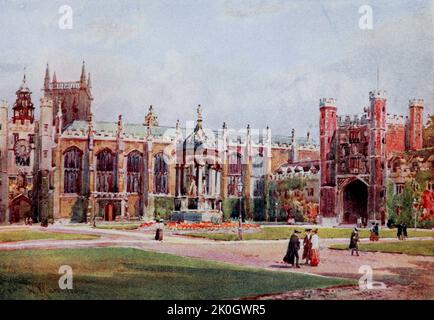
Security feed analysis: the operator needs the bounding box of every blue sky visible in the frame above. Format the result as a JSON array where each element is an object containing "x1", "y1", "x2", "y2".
[{"x1": 0, "y1": 0, "x2": 432, "y2": 137}]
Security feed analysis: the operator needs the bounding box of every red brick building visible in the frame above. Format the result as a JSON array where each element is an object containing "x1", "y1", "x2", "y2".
[{"x1": 319, "y1": 92, "x2": 426, "y2": 225}]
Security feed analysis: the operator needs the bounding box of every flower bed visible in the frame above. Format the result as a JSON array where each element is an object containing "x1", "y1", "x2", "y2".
[
  {"x1": 165, "y1": 221, "x2": 260, "y2": 231},
  {"x1": 139, "y1": 221, "x2": 156, "y2": 229}
]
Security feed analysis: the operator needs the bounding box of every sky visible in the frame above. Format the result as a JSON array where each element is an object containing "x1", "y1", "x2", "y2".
[{"x1": 0, "y1": 0, "x2": 432, "y2": 138}]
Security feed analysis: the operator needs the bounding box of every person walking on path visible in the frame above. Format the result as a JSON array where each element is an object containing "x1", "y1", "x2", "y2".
[
  {"x1": 302, "y1": 228, "x2": 312, "y2": 265},
  {"x1": 373, "y1": 223, "x2": 380, "y2": 241},
  {"x1": 283, "y1": 230, "x2": 301, "y2": 268},
  {"x1": 310, "y1": 228, "x2": 320, "y2": 266},
  {"x1": 402, "y1": 223, "x2": 408, "y2": 240},
  {"x1": 397, "y1": 223, "x2": 403, "y2": 240},
  {"x1": 349, "y1": 227, "x2": 360, "y2": 256},
  {"x1": 155, "y1": 219, "x2": 164, "y2": 241}
]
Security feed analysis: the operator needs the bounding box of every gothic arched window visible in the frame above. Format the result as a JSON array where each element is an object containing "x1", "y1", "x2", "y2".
[
  {"x1": 127, "y1": 150, "x2": 143, "y2": 193},
  {"x1": 228, "y1": 152, "x2": 243, "y2": 196},
  {"x1": 96, "y1": 148, "x2": 117, "y2": 192},
  {"x1": 63, "y1": 147, "x2": 82, "y2": 194},
  {"x1": 252, "y1": 154, "x2": 264, "y2": 197},
  {"x1": 154, "y1": 152, "x2": 168, "y2": 194}
]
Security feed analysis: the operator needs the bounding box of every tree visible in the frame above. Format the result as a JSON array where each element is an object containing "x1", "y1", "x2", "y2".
[{"x1": 423, "y1": 114, "x2": 434, "y2": 148}]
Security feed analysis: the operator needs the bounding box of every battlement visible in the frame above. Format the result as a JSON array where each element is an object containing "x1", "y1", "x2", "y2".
[
  {"x1": 48, "y1": 81, "x2": 81, "y2": 90},
  {"x1": 369, "y1": 90, "x2": 386, "y2": 100},
  {"x1": 319, "y1": 98, "x2": 336, "y2": 108},
  {"x1": 40, "y1": 97, "x2": 53, "y2": 107},
  {"x1": 386, "y1": 113, "x2": 406, "y2": 125},
  {"x1": 409, "y1": 99, "x2": 424, "y2": 108},
  {"x1": 0, "y1": 100, "x2": 7, "y2": 109},
  {"x1": 338, "y1": 113, "x2": 368, "y2": 126}
]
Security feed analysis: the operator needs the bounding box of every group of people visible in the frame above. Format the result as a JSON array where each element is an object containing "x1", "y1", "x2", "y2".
[
  {"x1": 283, "y1": 228, "x2": 320, "y2": 268},
  {"x1": 396, "y1": 223, "x2": 408, "y2": 240},
  {"x1": 369, "y1": 222, "x2": 380, "y2": 241}
]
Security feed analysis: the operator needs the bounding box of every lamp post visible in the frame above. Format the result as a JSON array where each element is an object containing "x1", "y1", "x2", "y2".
[
  {"x1": 275, "y1": 201, "x2": 278, "y2": 224},
  {"x1": 237, "y1": 180, "x2": 243, "y2": 240},
  {"x1": 412, "y1": 198, "x2": 418, "y2": 229}
]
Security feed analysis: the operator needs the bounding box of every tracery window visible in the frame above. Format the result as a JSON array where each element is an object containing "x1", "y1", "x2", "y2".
[
  {"x1": 252, "y1": 154, "x2": 264, "y2": 197},
  {"x1": 228, "y1": 152, "x2": 243, "y2": 196},
  {"x1": 96, "y1": 148, "x2": 117, "y2": 192},
  {"x1": 154, "y1": 152, "x2": 168, "y2": 194},
  {"x1": 63, "y1": 147, "x2": 82, "y2": 194},
  {"x1": 127, "y1": 150, "x2": 142, "y2": 193}
]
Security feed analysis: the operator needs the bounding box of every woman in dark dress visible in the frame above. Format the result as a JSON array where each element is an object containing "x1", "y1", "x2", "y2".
[
  {"x1": 155, "y1": 219, "x2": 164, "y2": 241},
  {"x1": 283, "y1": 230, "x2": 301, "y2": 268},
  {"x1": 302, "y1": 228, "x2": 312, "y2": 265},
  {"x1": 397, "y1": 223, "x2": 403, "y2": 240},
  {"x1": 349, "y1": 228, "x2": 360, "y2": 256},
  {"x1": 402, "y1": 223, "x2": 408, "y2": 240}
]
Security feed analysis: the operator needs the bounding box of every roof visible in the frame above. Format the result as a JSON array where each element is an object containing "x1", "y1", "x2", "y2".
[{"x1": 64, "y1": 120, "x2": 317, "y2": 146}]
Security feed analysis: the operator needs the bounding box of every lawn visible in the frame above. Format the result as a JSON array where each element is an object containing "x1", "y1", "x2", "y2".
[
  {"x1": 0, "y1": 230, "x2": 100, "y2": 243},
  {"x1": 0, "y1": 247, "x2": 353, "y2": 299},
  {"x1": 95, "y1": 223, "x2": 141, "y2": 231},
  {"x1": 185, "y1": 226, "x2": 433, "y2": 241},
  {"x1": 329, "y1": 240, "x2": 434, "y2": 256}
]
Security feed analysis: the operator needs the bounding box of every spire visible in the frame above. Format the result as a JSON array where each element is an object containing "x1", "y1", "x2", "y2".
[
  {"x1": 80, "y1": 60, "x2": 86, "y2": 84},
  {"x1": 291, "y1": 128, "x2": 295, "y2": 144},
  {"x1": 196, "y1": 104, "x2": 203, "y2": 129},
  {"x1": 52, "y1": 71, "x2": 57, "y2": 83},
  {"x1": 144, "y1": 105, "x2": 158, "y2": 127},
  {"x1": 87, "y1": 72, "x2": 92, "y2": 88},
  {"x1": 19, "y1": 68, "x2": 30, "y2": 92},
  {"x1": 44, "y1": 63, "x2": 50, "y2": 89}
]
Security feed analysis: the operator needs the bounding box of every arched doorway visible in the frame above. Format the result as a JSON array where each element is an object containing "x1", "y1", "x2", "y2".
[
  {"x1": 10, "y1": 196, "x2": 32, "y2": 223},
  {"x1": 342, "y1": 179, "x2": 368, "y2": 224},
  {"x1": 104, "y1": 203, "x2": 115, "y2": 221}
]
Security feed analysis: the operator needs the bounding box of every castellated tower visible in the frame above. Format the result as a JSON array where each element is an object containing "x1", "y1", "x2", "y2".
[
  {"x1": 319, "y1": 98, "x2": 337, "y2": 220},
  {"x1": 34, "y1": 97, "x2": 55, "y2": 223},
  {"x1": 368, "y1": 90, "x2": 387, "y2": 218},
  {"x1": 43, "y1": 62, "x2": 93, "y2": 130},
  {"x1": 39, "y1": 97, "x2": 53, "y2": 171},
  {"x1": 408, "y1": 99, "x2": 424, "y2": 151},
  {"x1": 0, "y1": 101, "x2": 9, "y2": 222}
]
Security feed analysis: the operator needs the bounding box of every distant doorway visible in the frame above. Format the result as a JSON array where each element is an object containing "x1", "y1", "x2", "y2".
[
  {"x1": 342, "y1": 179, "x2": 368, "y2": 224},
  {"x1": 104, "y1": 203, "x2": 115, "y2": 221},
  {"x1": 10, "y1": 196, "x2": 32, "y2": 223}
]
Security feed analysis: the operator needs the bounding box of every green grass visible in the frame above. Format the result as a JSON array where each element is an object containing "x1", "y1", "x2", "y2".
[
  {"x1": 329, "y1": 240, "x2": 434, "y2": 256},
  {"x1": 186, "y1": 226, "x2": 433, "y2": 241},
  {"x1": 95, "y1": 223, "x2": 141, "y2": 230},
  {"x1": 0, "y1": 230, "x2": 100, "y2": 243},
  {"x1": 0, "y1": 247, "x2": 353, "y2": 299}
]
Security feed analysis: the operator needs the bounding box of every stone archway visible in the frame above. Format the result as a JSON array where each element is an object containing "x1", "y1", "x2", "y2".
[
  {"x1": 341, "y1": 179, "x2": 368, "y2": 224},
  {"x1": 104, "y1": 203, "x2": 115, "y2": 221},
  {"x1": 10, "y1": 195, "x2": 32, "y2": 223}
]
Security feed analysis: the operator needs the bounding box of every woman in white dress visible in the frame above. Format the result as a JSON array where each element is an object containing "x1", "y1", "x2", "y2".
[{"x1": 310, "y1": 228, "x2": 320, "y2": 266}]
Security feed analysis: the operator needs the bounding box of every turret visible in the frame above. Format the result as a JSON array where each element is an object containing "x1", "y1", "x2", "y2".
[
  {"x1": 0, "y1": 101, "x2": 8, "y2": 223},
  {"x1": 39, "y1": 97, "x2": 53, "y2": 171},
  {"x1": 408, "y1": 99, "x2": 424, "y2": 151},
  {"x1": 368, "y1": 89, "x2": 387, "y2": 218},
  {"x1": 319, "y1": 98, "x2": 337, "y2": 218}
]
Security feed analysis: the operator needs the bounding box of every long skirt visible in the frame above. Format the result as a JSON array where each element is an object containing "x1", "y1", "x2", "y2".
[
  {"x1": 310, "y1": 249, "x2": 320, "y2": 266},
  {"x1": 155, "y1": 228, "x2": 163, "y2": 241}
]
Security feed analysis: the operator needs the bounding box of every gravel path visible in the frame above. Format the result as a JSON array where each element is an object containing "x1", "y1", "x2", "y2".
[{"x1": 0, "y1": 225, "x2": 432, "y2": 300}]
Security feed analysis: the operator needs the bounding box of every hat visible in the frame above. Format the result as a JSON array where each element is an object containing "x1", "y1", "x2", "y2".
[
  {"x1": 294, "y1": 230, "x2": 301, "y2": 233},
  {"x1": 305, "y1": 228, "x2": 312, "y2": 232},
  {"x1": 159, "y1": 219, "x2": 164, "y2": 222},
  {"x1": 354, "y1": 227, "x2": 358, "y2": 231}
]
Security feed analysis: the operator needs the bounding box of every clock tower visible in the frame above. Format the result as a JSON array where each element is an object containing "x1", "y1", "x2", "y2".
[{"x1": 12, "y1": 72, "x2": 35, "y2": 124}]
